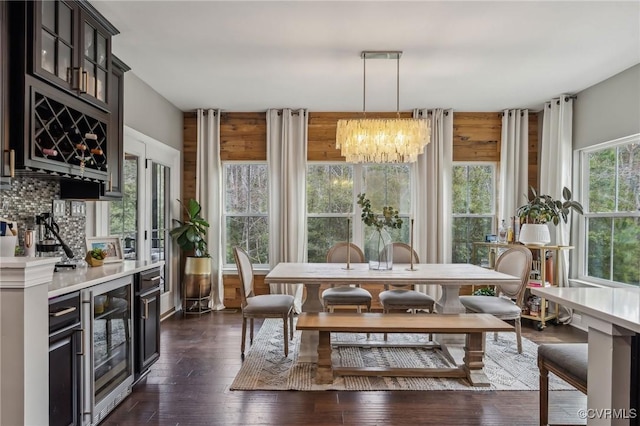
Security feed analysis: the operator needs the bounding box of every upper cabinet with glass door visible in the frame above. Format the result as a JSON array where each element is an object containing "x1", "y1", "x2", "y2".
[{"x1": 33, "y1": 0, "x2": 118, "y2": 111}]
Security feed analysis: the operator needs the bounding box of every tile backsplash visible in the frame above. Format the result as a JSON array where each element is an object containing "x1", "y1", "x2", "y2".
[{"x1": 0, "y1": 177, "x2": 86, "y2": 259}]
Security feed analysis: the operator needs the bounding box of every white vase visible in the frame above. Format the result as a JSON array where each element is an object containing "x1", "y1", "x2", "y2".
[
  {"x1": 368, "y1": 228, "x2": 393, "y2": 270},
  {"x1": 518, "y1": 223, "x2": 551, "y2": 246}
]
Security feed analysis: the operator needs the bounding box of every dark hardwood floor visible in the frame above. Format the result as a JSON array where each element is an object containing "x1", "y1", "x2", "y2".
[{"x1": 103, "y1": 311, "x2": 587, "y2": 426}]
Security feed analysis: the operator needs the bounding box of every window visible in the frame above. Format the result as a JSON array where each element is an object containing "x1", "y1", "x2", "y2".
[
  {"x1": 223, "y1": 163, "x2": 269, "y2": 267},
  {"x1": 306, "y1": 163, "x2": 411, "y2": 262},
  {"x1": 307, "y1": 164, "x2": 353, "y2": 262},
  {"x1": 580, "y1": 136, "x2": 639, "y2": 286},
  {"x1": 361, "y1": 164, "x2": 411, "y2": 255},
  {"x1": 452, "y1": 163, "x2": 496, "y2": 263},
  {"x1": 150, "y1": 162, "x2": 170, "y2": 291},
  {"x1": 109, "y1": 154, "x2": 139, "y2": 260}
]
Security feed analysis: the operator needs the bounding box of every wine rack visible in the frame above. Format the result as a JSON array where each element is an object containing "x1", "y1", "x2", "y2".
[{"x1": 32, "y1": 89, "x2": 108, "y2": 178}]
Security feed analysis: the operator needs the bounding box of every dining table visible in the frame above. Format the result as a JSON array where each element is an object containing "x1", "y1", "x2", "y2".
[{"x1": 264, "y1": 262, "x2": 521, "y2": 363}]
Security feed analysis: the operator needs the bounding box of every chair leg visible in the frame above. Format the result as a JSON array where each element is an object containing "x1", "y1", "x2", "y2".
[
  {"x1": 383, "y1": 308, "x2": 388, "y2": 341},
  {"x1": 539, "y1": 362, "x2": 549, "y2": 426},
  {"x1": 241, "y1": 317, "x2": 247, "y2": 356},
  {"x1": 493, "y1": 331, "x2": 498, "y2": 341},
  {"x1": 250, "y1": 318, "x2": 254, "y2": 343},
  {"x1": 283, "y1": 314, "x2": 289, "y2": 357},
  {"x1": 515, "y1": 318, "x2": 522, "y2": 354},
  {"x1": 365, "y1": 303, "x2": 371, "y2": 338},
  {"x1": 289, "y1": 311, "x2": 294, "y2": 340}
]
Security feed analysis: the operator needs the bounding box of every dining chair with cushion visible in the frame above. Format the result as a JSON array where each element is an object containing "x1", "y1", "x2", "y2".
[
  {"x1": 378, "y1": 242, "x2": 436, "y2": 314},
  {"x1": 233, "y1": 246, "x2": 295, "y2": 358},
  {"x1": 321, "y1": 242, "x2": 372, "y2": 313},
  {"x1": 459, "y1": 246, "x2": 533, "y2": 354},
  {"x1": 378, "y1": 242, "x2": 436, "y2": 340}
]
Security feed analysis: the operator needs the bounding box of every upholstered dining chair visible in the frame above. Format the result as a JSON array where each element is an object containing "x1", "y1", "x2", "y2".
[
  {"x1": 459, "y1": 246, "x2": 532, "y2": 354},
  {"x1": 321, "y1": 242, "x2": 372, "y2": 313},
  {"x1": 378, "y1": 243, "x2": 436, "y2": 340},
  {"x1": 233, "y1": 246, "x2": 295, "y2": 358}
]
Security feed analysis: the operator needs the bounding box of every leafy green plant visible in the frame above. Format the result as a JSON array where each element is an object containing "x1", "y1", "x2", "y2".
[
  {"x1": 473, "y1": 287, "x2": 496, "y2": 296},
  {"x1": 169, "y1": 198, "x2": 210, "y2": 257},
  {"x1": 516, "y1": 186, "x2": 584, "y2": 225},
  {"x1": 89, "y1": 248, "x2": 108, "y2": 260},
  {"x1": 356, "y1": 193, "x2": 403, "y2": 231}
]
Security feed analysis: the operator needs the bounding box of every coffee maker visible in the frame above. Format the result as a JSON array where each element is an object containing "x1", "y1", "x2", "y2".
[{"x1": 35, "y1": 212, "x2": 75, "y2": 265}]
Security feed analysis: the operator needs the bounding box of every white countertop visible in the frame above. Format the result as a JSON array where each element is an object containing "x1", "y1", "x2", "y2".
[
  {"x1": 531, "y1": 286, "x2": 640, "y2": 333},
  {"x1": 48, "y1": 260, "x2": 164, "y2": 297}
]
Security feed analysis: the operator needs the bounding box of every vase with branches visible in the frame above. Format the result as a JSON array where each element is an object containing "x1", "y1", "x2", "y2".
[{"x1": 357, "y1": 193, "x2": 403, "y2": 270}]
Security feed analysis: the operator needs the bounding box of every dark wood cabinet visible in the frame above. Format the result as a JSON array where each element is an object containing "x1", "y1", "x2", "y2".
[
  {"x1": 49, "y1": 292, "x2": 82, "y2": 426},
  {"x1": 134, "y1": 268, "x2": 162, "y2": 380},
  {"x1": 103, "y1": 55, "x2": 129, "y2": 198},
  {"x1": 0, "y1": 1, "x2": 11, "y2": 188},
  {"x1": 32, "y1": 0, "x2": 117, "y2": 111},
  {"x1": 59, "y1": 55, "x2": 129, "y2": 199},
  {"x1": 7, "y1": 0, "x2": 126, "y2": 195}
]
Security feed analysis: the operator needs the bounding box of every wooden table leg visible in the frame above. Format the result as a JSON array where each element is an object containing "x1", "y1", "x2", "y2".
[
  {"x1": 463, "y1": 332, "x2": 491, "y2": 387},
  {"x1": 302, "y1": 283, "x2": 324, "y2": 313},
  {"x1": 299, "y1": 283, "x2": 324, "y2": 363},
  {"x1": 315, "y1": 330, "x2": 333, "y2": 384}
]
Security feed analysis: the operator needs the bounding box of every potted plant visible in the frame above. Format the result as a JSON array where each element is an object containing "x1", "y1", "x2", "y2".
[
  {"x1": 357, "y1": 193, "x2": 403, "y2": 270},
  {"x1": 169, "y1": 198, "x2": 212, "y2": 312},
  {"x1": 516, "y1": 186, "x2": 583, "y2": 245},
  {"x1": 86, "y1": 248, "x2": 108, "y2": 267}
]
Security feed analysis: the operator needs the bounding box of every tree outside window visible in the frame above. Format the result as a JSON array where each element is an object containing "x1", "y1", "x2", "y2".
[
  {"x1": 223, "y1": 163, "x2": 269, "y2": 266},
  {"x1": 109, "y1": 154, "x2": 138, "y2": 260},
  {"x1": 583, "y1": 138, "x2": 639, "y2": 285},
  {"x1": 452, "y1": 163, "x2": 496, "y2": 263},
  {"x1": 306, "y1": 163, "x2": 411, "y2": 263},
  {"x1": 307, "y1": 164, "x2": 353, "y2": 263}
]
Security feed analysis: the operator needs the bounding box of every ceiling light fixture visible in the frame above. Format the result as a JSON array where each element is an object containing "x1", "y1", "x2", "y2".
[{"x1": 336, "y1": 51, "x2": 430, "y2": 163}]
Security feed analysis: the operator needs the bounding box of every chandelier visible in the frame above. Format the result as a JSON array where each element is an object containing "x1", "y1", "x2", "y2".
[{"x1": 336, "y1": 51, "x2": 430, "y2": 163}]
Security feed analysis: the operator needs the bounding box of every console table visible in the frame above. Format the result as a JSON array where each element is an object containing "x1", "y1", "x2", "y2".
[{"x1": 472, "y1": 242, "x2": 574, "y2": 329}]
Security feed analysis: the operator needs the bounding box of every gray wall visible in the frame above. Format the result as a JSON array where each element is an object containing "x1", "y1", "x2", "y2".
[
  {"x1": 124, "y1": 72, "x2": 183, "y2": 150},
  {"x1": 573, "y1": 64, "x2": 640, "y2": 149}
]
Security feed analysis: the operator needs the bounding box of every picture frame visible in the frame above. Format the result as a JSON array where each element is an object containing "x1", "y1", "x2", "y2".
[{"x1": 86, "y1": 236, "x2": 124, "y2": 263}]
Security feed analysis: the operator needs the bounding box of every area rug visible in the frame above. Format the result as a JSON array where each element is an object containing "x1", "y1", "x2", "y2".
[{"x1": 230, "y1": 318, "x2": 574, "y2": 391}]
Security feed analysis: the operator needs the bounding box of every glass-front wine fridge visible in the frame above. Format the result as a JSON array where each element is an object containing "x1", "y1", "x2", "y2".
[{"x1": 82, "y1": 276, "x2": 134, "y2": 425}]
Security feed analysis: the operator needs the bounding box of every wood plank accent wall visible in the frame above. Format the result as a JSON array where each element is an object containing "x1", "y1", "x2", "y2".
[{"x1": 182, "y1": 110, "x2": 538, "y2": 308}]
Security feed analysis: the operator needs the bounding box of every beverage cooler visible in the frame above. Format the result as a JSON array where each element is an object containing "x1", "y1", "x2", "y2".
[{"x1": 82, "y1": 276, "x2": 134, "y2": 425}]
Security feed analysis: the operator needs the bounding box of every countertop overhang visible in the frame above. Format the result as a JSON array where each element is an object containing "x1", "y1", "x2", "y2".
[{"x1": 49, "y1": 260, "x2": 165, "y2": 297}]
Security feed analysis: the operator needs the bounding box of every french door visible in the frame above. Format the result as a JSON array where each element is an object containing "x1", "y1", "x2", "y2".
[{"x1": 102, "y1": 126, "x2": 181, "y2": 314}]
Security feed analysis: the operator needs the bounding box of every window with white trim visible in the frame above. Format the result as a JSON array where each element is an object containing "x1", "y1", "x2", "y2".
[
  {"x1": 223, "y1": 162, "x2": 269, "y2": 267},
  {"x1": 306, "y1": 163, "x2": 411, "y2": 262},
  {"x1": 452, "y1": 163, "x2": 496, "y2": 263},
  {"x1": 579, "y1": 135, "x2": 639, "y2": 286}
]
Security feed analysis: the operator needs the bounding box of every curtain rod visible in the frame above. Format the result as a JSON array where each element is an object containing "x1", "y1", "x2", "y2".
[
  {"x1": 276, "y1": 110, "x2": 306, "y2": 116},
  {"x1": 500, "y1": 110, "x2": 528, "y2": 117},
  {"x1": 417, "y1": 110, "x2": 449, "y2": 117}
]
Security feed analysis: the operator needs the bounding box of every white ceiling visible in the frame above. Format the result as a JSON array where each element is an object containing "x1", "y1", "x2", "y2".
[{"x1": 91, "y1": 1, "x2": 640, "y2": 112}]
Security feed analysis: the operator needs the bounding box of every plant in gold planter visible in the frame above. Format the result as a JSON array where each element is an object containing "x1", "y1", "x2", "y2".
[
  {"x1": 86, "y1": 248, "x2": 108, "y2": 267},
  {"x1": 170, "y1": 199, "x2": 212, "y2": 313}
]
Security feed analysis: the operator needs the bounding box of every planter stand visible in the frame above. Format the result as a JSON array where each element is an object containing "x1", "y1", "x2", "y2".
[{"x1": 183, "y1": 257, "x2": 212, "y2": 315}]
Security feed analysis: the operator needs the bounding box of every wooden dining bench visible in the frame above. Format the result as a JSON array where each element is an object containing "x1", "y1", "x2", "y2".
[{"x1": 296, "y1": 312, "x2": 513, "y2": 385}]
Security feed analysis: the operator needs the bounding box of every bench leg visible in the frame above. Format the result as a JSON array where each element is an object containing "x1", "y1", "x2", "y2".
[
  {"x1": 539, "y1": 361, "x2": 549, "y2": 426},
  {"x1": 315, "y1": 331, "x2": 334, "y2": 384},
  {"x1": 463, "y1": 332, "x2": 491, "y2": 387}
]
